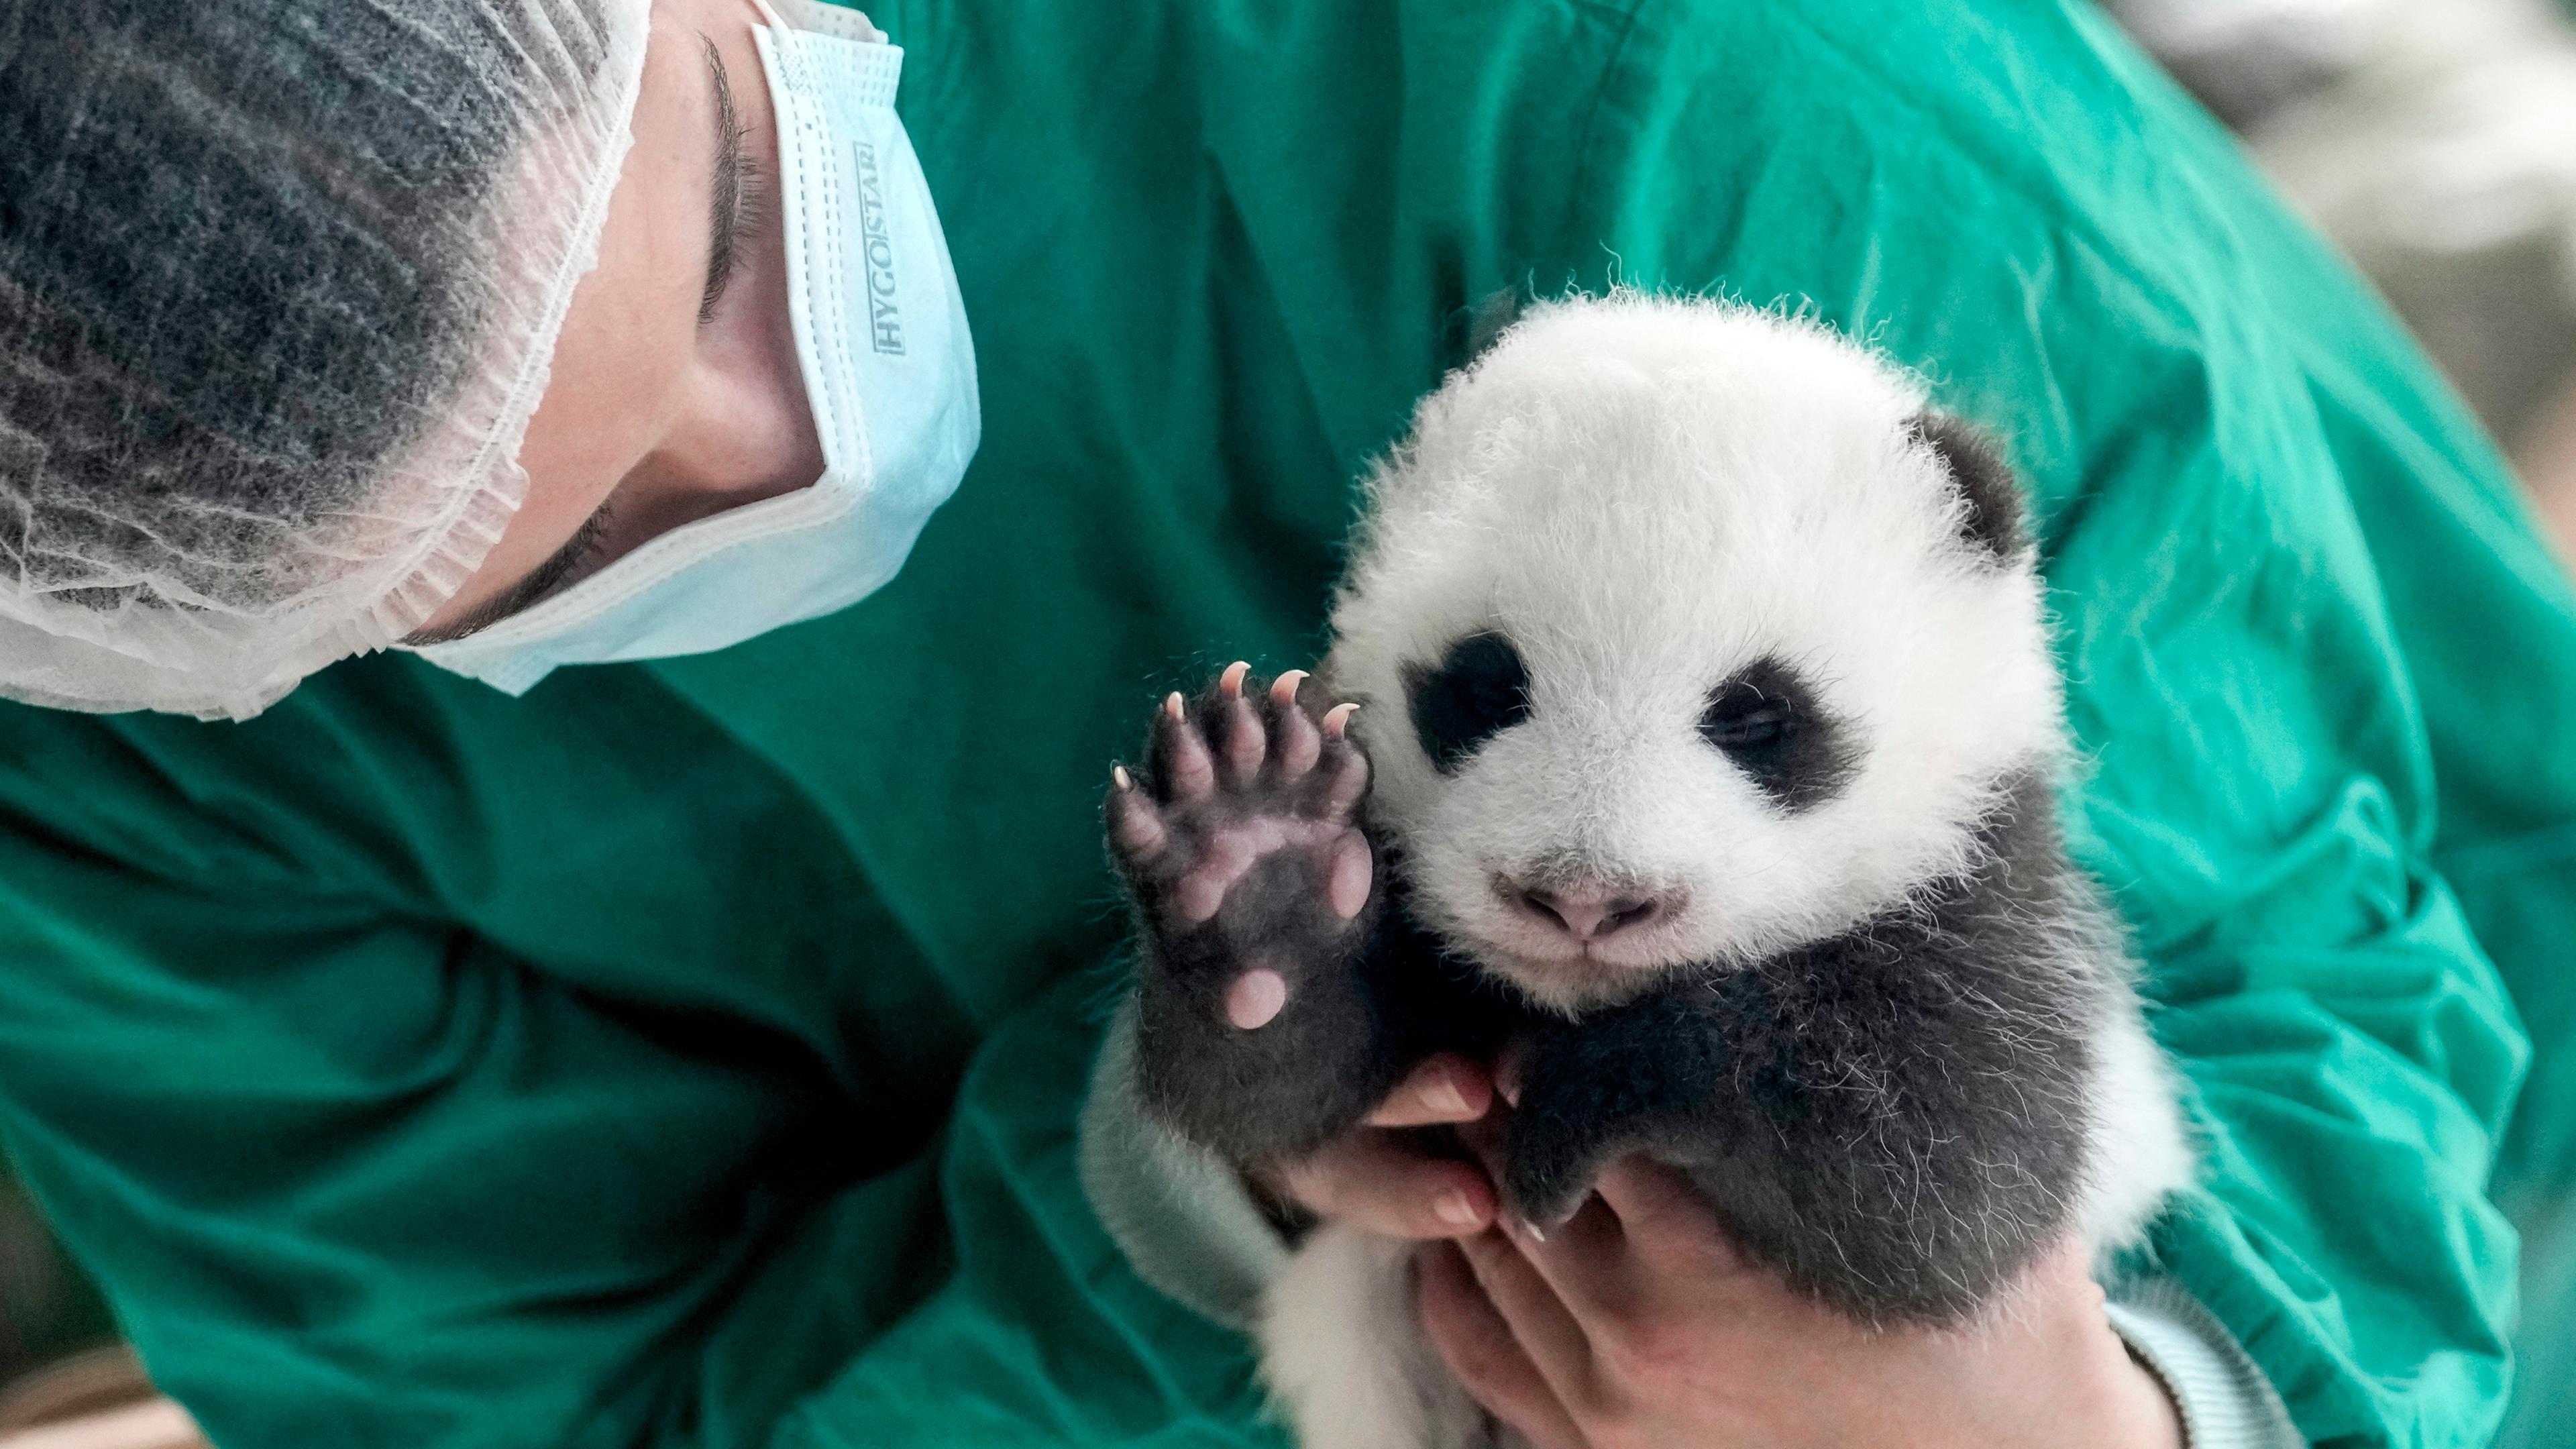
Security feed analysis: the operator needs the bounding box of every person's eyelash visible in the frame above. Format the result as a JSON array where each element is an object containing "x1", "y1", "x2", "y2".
[
  {"x1": 566, "y1": 498, "x2": 616, "y2": 576},
  {"x1": 397, "y1": 498, "x2": 618, "y2": 645},
  {"x1": 511, "y1": 498, "x2": 616, "y2": 613}
]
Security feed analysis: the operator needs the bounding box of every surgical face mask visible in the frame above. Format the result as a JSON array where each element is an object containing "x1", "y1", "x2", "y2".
[{"x1": 413, "y1": 0, "x2": 979, "y2": 695}]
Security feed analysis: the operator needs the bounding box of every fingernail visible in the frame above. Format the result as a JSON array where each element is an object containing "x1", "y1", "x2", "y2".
[
  {"x1": 1435, "y1": 1191, "x2": 1481, "y2": 1228},
  {"x1": 1421, "y1": 1071, "x2": 1471, "y2": 1118}
]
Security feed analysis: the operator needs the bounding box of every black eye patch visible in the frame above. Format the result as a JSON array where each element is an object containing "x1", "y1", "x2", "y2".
[
  {"x1": 1406, "y1": 632, "x2": 1532, "y2": 773},
  {"x1": 1699, "y1": 657, "x2": 1855, "y2": 810}
]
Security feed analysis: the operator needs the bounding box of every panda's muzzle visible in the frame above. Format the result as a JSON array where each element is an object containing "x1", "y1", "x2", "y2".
[{"x1": 1494, "y1": 873, "x2": 1678, "y2": 946}]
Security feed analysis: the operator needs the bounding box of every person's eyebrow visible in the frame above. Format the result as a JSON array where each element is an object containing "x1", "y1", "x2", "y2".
[
  {"x1": 400, "y1": 499, "x2": 616, "y2": 645},
  {"x1": 698, "y1": 36, "x2": 755, "y2": 324}
]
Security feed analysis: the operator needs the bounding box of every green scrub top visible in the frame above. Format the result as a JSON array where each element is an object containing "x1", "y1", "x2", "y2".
[{"x1": 1, "y1": 1, "x2": 2571, "y2": 1446}]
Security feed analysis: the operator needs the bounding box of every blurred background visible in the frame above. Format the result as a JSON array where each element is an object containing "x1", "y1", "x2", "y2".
[
  {"x1": 3, "y1": 0, "x2": 2575, "y2": 1443},
  {"x1": 1, "y1": 1176, "x2": 195, "y2": 1446},
  {"x1": 2108, "y1": 0, "x2": 2576, "y2": 562}
]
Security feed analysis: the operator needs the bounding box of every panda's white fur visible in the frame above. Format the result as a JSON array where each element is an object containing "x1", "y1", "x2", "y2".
[
  {"x1": 1244, "y1": 295, "x2": 2190, "y2": 1448},
  {"x1": 1328, "y1": 297, "x2": 2064, "y2": 1015}
]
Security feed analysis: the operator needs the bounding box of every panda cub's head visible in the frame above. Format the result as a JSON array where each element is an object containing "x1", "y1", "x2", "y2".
[{"x1": 1325, "y1": 297, "x2": 2065, "y2": 1016}]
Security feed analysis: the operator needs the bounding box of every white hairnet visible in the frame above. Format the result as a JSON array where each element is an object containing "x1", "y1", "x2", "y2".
[{"x1": 0, "y1": 0, "x2": 651, "y2": 719}]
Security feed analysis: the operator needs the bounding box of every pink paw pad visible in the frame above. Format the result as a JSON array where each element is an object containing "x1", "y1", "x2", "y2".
[{"x1": 1227, "y1": 969, "x2": 1289, "y2": 1030}]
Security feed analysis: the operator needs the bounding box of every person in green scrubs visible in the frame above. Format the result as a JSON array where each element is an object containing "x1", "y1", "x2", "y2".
[{"x1": 2, "y1": 0, "x2": 2570, "y2": 1446}]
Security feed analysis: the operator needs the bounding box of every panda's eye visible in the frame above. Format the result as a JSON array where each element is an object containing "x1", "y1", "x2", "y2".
[
  {"x1": 1699, "y1": 657, "x2": 1856, "y2": 810},
  {"x1": 1406, "y1": 632, "x2": 1532, "y2": 773},
  {"x1": 1699, "y1": 684, "x2": 1794, "y2": 752}
]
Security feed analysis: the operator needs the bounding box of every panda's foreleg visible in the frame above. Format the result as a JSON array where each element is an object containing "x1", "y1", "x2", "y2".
[
  {"x1": 1259, "y1": 1224, "x2": 1498, "y2": 1449},
  {"x1": 2074, "y1": 988, "x2": 2193, "y2": 1256},
  {"x1": 1499, "y1": 985, "x2": 1729, "y2": 1233},
  {"x1": 1105, "y1": 663, "x2": 1412, "y2": 1163}
]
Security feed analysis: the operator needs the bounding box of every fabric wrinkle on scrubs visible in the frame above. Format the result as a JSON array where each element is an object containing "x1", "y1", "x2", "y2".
[{"x1": 0, "y1": 2, "x2": 2572, "y2": 1448}]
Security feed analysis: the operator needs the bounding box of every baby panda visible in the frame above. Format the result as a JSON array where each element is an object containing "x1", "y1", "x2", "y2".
[{"x1": 1102, "y1": 294, "x2": 2192, "y2": 1449}]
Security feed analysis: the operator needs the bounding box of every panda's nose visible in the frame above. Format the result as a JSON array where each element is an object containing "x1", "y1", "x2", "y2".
[{"x1": 1504, "y1": 879, "x2": 1669, "y2": 942}]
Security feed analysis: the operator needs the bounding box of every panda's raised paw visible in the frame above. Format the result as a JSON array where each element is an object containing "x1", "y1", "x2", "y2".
[{"x1": 1106, "y1": 664, "x2": 1377, "y2": 986}]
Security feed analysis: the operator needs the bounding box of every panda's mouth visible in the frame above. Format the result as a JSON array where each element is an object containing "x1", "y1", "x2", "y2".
[
  {"x1": 1457, "y1": 870, "x2": 1700, "y2": 1010},
  {"x1": 1477, "y1": 927, "x2": 1683, "y2": 973},
  {"x1": 1466, "y1": 934, "x2": 1691, "y2": 1015}
]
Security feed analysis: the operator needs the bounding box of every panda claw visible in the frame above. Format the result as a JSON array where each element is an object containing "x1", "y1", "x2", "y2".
[
  {"x1": 1273, "y1": 688, "x2": 1323, "y2": 777},
  {"x1": 1220, "y1": 692, "x2": 1267, "y2": 784},
  {"x1": 1316, "y1": 739, "x2": 1369, "y2": 819},
  {"x1": 1153, "y1": 698, "x2": 1218, "y2": 800},
  {"x1": 1107, "y1": 774, "x2": 1166, "y2": 857},
  {"x1": 1117, "y1": 673, "x2": 1381, "y2": 964}
]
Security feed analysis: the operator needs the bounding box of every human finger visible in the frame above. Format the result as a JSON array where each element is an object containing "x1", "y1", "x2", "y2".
[
  {"x1": 1593, "y1": 1155, "x2": 1739, "y2": 1273},
  {"x1": 1417, "y1": 1241, "x2": 1592, "y2": 1449},
  {"x1": 1457, "y1": 1226, "x2": 1597, "y2": 1406},
  {"x1": 1499, "y1": 1191, "x2": 1635, "y2": 1328},
  {"x1": 1271, "y1": 1131, "x2": 1496, "y2": 1238},
  {"x1": 1453, "y1": 1097, "x2": 1512, "y2": 1182},
  {"x1": 1362, "y1": 1053, "x2": 1495, "y2": 1128}
]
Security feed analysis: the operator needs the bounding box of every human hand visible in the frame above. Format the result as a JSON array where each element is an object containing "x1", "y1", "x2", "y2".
[
  {"x1": 1416, "y1": 1152, "x2": 2184, "y2": 1449},
  {"x1": 1252, "y1": 1053, "x2": 1503, "y2": 1239}
]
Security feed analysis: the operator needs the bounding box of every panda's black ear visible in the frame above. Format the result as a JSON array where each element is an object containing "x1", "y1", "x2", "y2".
[{"x1": 1907, "y1": 412, "x2": 2027, "y2": 561}]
